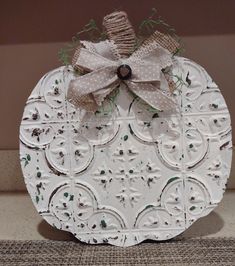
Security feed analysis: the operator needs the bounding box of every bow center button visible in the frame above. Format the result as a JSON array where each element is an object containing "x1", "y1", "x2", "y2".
[{"x1": 117, "y1": 64, "x2": 132, "y2": 80}]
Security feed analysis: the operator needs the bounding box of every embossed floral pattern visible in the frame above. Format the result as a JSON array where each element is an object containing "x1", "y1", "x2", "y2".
[{"x1": 20, "y1": 57, "x2": 232, "y2": 246}]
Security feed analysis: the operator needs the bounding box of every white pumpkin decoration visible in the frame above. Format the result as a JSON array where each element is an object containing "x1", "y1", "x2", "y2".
[{"x1": 20, "y1": 55, "x2": 232, "y2": 246}]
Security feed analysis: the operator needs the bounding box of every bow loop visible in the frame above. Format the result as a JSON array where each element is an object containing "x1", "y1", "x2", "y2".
[
  {"x1": 67, "y1": 11, "x2": 178, "y2": 112},
  {"x1": 125, "y1": 80, "x2": 176, "y2": 111},
  {"x1": 68, "y1": 65, "x2": 118, "y2": 100},
  {"x1": 73, "y1": 47, "x2": 117, "y2": 72},
  {"x1": 127, "y1": 62, "x2": 161, "y2": 83}
]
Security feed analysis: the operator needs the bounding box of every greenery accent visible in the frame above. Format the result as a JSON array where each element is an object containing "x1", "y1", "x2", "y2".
[
  {"x1": 58, "y1": 19, "x2": 107, "y2": 65},
  {"x1": 58, "y1": 9, "x2": 184, "y2": 115},
  {"x1": 58, "y1": 8, "x2": 183, "y2": 65},
  {"x1": 137, "y1": 8, "x2": 184, "y2": 55},
  {"x1": 172, "y1": 74, "x2": 189, "y2": 89}
]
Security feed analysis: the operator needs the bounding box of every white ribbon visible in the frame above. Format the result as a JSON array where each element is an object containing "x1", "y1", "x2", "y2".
[{"x1": 67, "y1": 40, "x2": 176, "y2": 111}]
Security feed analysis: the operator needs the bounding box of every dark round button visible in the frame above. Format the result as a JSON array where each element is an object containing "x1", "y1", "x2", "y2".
[{"x1": 117, "y1": 64, "x2": 132, "y2": 80}]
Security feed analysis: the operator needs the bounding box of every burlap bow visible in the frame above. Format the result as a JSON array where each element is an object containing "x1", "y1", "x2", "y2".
[{"x1": 67, "y1": 11, "x2": 179, "y2": 112}]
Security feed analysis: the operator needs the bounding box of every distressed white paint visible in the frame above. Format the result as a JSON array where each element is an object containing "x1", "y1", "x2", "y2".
[{"x1": 19, "y1": 57, "x2": 232, "y2": 247}]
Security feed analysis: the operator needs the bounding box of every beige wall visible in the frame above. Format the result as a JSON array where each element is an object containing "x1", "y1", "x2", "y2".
[
  {"x1": 0, "y1": 37, "x2": 235, "y2": 190},
  {"x1": 0, "y1": 0, "x2": 235, "y2": 150},
  {"x1": 0, "y1": 0, "x2": 234, "y2": 190},
  {"x1": 0, "y1": 35, "x2": 234, "y2": 149}
]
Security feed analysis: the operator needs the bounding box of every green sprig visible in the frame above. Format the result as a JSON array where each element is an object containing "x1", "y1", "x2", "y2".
[
  {"x1": 137, "y1": 8, "x2": 184, "y2": 55},
  {"x1": 172, "y1": 74, "x2": 188, "y2": 89},
  {"x1": 58, "y1": 9, "x2": 184, "y2": 115},
  {"x1": 58, "y1": 19, "x2": 107, "y2": 65},
  {"x1": 59, "y1": 8, "x2": 184, "y2": 65}
]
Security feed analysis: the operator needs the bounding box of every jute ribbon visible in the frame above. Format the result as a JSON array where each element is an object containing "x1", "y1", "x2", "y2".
[{"x1": 67, "y1": 11, "x2": 179, "y2": 112}]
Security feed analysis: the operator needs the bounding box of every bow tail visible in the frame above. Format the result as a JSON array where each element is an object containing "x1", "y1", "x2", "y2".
[
  {"x1": 67, "y1": 66, "x2": 119, "y2": 111},
  {"x1": 67, "y1": 89, "x2": 98, "y2": 112},
  {"x1": 92, "y1": 80, "x2": 120, "y2": 106},
  {"x1": 126, "y1": 81, "x2": 176, "y2": 111}
]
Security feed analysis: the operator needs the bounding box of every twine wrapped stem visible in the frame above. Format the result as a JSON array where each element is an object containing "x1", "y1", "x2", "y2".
[{"x1": 103, "y1": 11, "x2": 137, "y2": 58}]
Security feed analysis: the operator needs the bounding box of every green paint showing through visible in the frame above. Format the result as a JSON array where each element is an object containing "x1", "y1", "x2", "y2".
[
  {"x1": 189, "y1": 206, "x2": 196, "y2": 211},
  {"x1": 69, "y1": 195, "x2": 74, "y2": 201},
  {"x1": 100, "y1": 219, "x2": 107, "y2": 229},
  {"x1": 21, "y1": 153, "x2": 31, "y2": 167},
  {"x1": 36, "y1": 195, "x2": 39, "y2": 204},
  {"x1": 166, "y1": 177, "x2": 179, "y2": 185},
  {"x1": 128, "y1": 124, "x2": 134, "y2": 135},
  {"x1": 152, "y1": 113, "x2": 159, "y2": 118},
  {"x1": 212, "y1": 103, "x2": 218, "y2": 109},
  {"x1": 123, "y1": 135, "x2": 128, "y2": 141},
  {"x1": 145, "y1": 204, "x2": 154, "y2": 209},
  {"x1": 37, "y1": 172, "x2": 41, "y2": 178}
]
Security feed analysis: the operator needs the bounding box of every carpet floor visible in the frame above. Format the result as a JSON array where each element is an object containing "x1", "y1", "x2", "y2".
[{"x1": 0, "y1": 238, "x2": 234, "y2": 266}]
